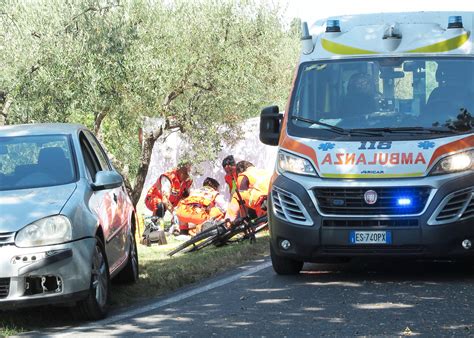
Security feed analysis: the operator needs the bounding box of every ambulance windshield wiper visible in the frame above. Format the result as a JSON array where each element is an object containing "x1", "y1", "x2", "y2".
[
  {"x1": 349, "y1": 127, "x2": 458, "y2": 135},
  {"x1": 291, "y1": 116, "x2": 383, "y2": 136}
]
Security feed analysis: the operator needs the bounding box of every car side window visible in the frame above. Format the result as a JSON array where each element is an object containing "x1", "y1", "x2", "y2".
[
  {"x1": 84, "y1": 131, "x2": 111, "y2": 171},
  {"x1": 79, "y1": 132, "x2": 101, "y2": 181}
]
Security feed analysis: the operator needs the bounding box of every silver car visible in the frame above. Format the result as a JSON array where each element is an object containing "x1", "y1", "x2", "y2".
[{"x1": 0, "y1": 123, "x2": 138, "y2": 319}]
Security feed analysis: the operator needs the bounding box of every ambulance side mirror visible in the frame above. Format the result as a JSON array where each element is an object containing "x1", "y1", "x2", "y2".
[{"x1": 259, "y1": 105, "x2": 282, "y2": 146}]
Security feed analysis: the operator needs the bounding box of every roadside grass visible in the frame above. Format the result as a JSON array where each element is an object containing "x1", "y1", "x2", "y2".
[
  {"x1": 0, "y1": 233, "x2": 269, "y2": 336},
  {"x1": 113, "y1": 233, "x2": 269, "y2": 305}
]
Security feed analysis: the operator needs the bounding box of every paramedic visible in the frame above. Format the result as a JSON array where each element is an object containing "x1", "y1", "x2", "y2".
[
  {"x1": 145, "y1": 161, "x2": 193, "y2": 220},
  {"x1": 225, "y1": 161, "x2": 271, "y2": 222},
  {"x1": 222, "y1": 155, "x2": 238, "y2": 198},
  {"x1": 175, "y1": 177, "x2": 227, "y2": 236}
]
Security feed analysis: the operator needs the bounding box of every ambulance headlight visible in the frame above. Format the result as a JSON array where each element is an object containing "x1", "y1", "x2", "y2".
[
  {"x1": 430, "y1": 150, "x2": 474, "y2": 175},
  {"x1": 278, "y1": 151, "x2": 318, "y2": 176}
]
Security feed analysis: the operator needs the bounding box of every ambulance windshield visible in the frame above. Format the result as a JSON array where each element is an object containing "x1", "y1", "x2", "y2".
[{"x1": 289, "y1": 57, "x2": 474, "y2": 138}]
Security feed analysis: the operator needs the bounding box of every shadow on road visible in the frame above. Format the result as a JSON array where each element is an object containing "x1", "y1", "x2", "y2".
[
  {"x1": 3, "y1": 259, "x2": 474, "y2": 336},
  {"x1": 77, "y1": 259, "x2": 474, "y2": 337}
]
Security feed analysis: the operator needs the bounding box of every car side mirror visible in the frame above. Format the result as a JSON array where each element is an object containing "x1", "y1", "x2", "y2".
[
  {"x1": 92, "y1": 171, "x2": 123, "y2": 191},
  {"x1": 259, "y1": 105, "x2": 282, "y2": 146}
]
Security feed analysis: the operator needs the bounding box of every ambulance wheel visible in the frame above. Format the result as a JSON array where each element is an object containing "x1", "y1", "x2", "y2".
[{"x1": 270, "y1": 243, "x2": 303, "y2": 275}]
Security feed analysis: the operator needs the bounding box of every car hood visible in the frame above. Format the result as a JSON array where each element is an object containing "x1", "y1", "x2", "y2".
[{"x1": 0, "y1": 183, "x2": 77, "y2": 233}]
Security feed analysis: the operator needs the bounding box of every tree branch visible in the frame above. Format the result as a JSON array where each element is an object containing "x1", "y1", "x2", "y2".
[
  {"x1": 0, "y1": 94, "x2": 12, "y2": 126},
  {"x1": 64, "y1": 4, "x2": 122, "y2": 32},
  {"x1": 192, "y1": 82, "x2": 214, "y2": 91},
  {"x1": 94, "y1": 109, "x2": 109, "y2": 135}
]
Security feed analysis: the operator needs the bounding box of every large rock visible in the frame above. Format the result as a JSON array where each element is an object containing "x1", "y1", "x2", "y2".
[{"x1": 139, "y1": 117, "x2": 278, "y2": 214}]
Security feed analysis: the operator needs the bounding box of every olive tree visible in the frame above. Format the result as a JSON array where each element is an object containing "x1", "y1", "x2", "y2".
[{"x1": 1, "y1": 0, "x2": 299, "y2": 207}]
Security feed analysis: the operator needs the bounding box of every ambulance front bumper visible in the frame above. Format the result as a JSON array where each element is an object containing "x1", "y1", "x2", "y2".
[{"x1": 269, "y1": 172, "x2": 474, "y2": 261}]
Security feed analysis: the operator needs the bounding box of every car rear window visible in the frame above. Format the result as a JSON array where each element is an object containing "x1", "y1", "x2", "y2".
[{"x1": 0, "y1": 134, "x2": 76, "y2": 191}]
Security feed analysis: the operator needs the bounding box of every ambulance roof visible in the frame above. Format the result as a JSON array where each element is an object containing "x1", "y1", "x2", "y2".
[{"x1": 302, "y1": 11, "x2": 474, "y2": 62}]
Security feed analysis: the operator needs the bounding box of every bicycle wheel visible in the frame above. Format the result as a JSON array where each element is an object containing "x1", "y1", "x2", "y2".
[
  {"x1": 215, "y1": 220, "x2": 248, "y2": 245},
  {"x1": 248, "y1": 215, "x2": 268, "y2": 235},
  {"x1": 225, "y1": 216, "x2": 268, "y2": 243},
  {"x1": 185, "y1": 232, "x2": 224, "y2": 253},
  {"x1": 167, "y1": 227, "x2": 219, "y2": 256}
]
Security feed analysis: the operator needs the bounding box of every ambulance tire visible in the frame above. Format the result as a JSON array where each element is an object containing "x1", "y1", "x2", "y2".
[{"x1": 270, "y1": 243, "x2": 303, "y2": 275}]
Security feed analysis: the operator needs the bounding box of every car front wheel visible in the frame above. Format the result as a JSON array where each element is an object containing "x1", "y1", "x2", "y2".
[{"x1": 78, "y1": 236, "x2": 110, "y2": 320}]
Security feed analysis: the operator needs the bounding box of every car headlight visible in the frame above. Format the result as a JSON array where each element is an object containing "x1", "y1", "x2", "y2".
[
  {"x1": 278, "y1": 150, "x2": 318, "y2": 176},
  {"x1": 15, "y1": 215, "x2": 72, "y2": 248},
  {"x1": 430, "y1": 150, "x2": 474, "y2": 175}
]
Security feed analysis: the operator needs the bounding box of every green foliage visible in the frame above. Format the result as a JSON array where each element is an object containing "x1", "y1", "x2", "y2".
[{"x1": 1, "y1": 0, "x2": 299, "y2": 183}]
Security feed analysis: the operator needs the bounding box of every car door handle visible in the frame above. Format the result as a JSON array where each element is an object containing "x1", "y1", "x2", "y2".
[{"x1": 113, "y1": 193, "x2": 118, "y2": 203}]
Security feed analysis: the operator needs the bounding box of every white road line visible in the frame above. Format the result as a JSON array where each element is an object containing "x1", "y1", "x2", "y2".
[{"x1": 52, "y1": 260, "x2": 272, "y2": 337}]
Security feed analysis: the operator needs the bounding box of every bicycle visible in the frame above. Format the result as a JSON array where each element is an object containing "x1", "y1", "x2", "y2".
[{"x1": 167, "y1": 215, "x2": 268, "y2": 256}]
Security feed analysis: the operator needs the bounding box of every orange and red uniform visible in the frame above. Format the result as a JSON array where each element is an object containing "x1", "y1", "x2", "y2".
[
  {"x1": 145, "y1": 169, "x2": 193, "y2": 213},
  {"x1": 224, "y1": 173, "x2": 238, "y2": 196},
  {"x1": 175, "y1": 186, "x2": 226, "y2": 234},
  {"x1": 225, "y1": 166, "x2": 271, "y2": 221}
]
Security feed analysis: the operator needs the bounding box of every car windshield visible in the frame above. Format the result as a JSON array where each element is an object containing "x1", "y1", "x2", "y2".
[
  {"x1": 0, "y1": 134, "x2": 76, "y2": 191},
  {"x1": 289, "y1": 57, "x2": 474, "y2": 139}
]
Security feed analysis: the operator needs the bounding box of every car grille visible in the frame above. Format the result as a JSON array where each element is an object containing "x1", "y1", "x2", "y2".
[
  {"x1": 323, "y1": 219, "x2": 418, "y2": 227},
  {"x1": 0, "y1": 232, "x2": 14, "y2": 246},
  {"x1": 432, "y1": 188, "x2": 474, "y2": 224},
  {"x1": 272, "y1": 187, "x2": 312, "y2": 226},
  {"x1": 314, "y1": 187, "x2": 431, "y2": 215},
  {"x1": 0, "y1": 278, "x2": 10, "y2": 299}
]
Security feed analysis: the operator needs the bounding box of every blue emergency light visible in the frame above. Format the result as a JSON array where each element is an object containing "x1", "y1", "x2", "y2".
[
  {"x1": 448, "y1": 16, "x2": 463, "y2": 29},
  {"x1": 397, "y1": 198, "x2": 412, "y2": 206},
  {"x1": 326, "y1": 19, "x2": 341, "y2": 33}
]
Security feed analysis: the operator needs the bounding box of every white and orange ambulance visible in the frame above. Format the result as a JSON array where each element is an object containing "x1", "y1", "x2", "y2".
[{"x1": 260, "y1": 12, "x2": 474, "y2": 274}]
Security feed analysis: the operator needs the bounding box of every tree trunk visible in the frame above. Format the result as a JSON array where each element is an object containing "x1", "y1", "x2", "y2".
[
  {"x1": 129, "y1": 125, "x2": 163, "y2": 207},
  {"x1": 0, "y1": 94, "x2": 11, "y2": 126},
  {"x1": 103, "y1": 117, "x2": 165, "y2": 210}
]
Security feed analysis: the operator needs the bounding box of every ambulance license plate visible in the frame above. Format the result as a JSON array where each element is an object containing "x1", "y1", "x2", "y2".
[{"x1": 350, "y1": 231, "x2": 392, "y2": 244}]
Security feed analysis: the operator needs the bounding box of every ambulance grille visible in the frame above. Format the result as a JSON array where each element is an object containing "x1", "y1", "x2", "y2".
[
  {"x1": 314, "y1": 187, "x2": 431, "y2": 216},
  {"x1": 0, "y1": 278, "x2": 10, "y2": 298},
  {"x1": 430, "y1": 188, "x2": 474, "y2": 225},
  {"x1": 0, "y1": 232, "x2": 14, "y2": 247},
  {"x1": 323, "y1": 219, "x2": 418, "y2": 227},
  {"x1": 436, "y1": 191, "x2": 472, "y2": 221},
  {"x1": 272, "y1": 187, "x2": 312, "y2": 226},
  {"x1": 461, "y1": 197, "x2": 474, "y2": 220}
]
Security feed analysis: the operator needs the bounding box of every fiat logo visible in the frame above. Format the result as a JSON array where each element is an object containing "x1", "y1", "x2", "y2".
[{"x1": 364, "y1": 190, "x2": 378, "y2": 205}]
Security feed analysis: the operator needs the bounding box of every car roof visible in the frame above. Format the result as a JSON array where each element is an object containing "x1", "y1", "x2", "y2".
[{"x1": 0, "y1": 123, "x2": 86, "y2": 137}]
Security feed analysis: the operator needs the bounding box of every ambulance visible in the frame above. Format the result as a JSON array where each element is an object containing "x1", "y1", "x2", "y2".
[{"x1": 260, "y1": 12, "x2": 474, "y2": 274}]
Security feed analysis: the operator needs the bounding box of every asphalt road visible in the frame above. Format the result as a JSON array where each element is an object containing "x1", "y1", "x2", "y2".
[{"x1": 44, "y1": 258, "x2": 474, "y2": 337}]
